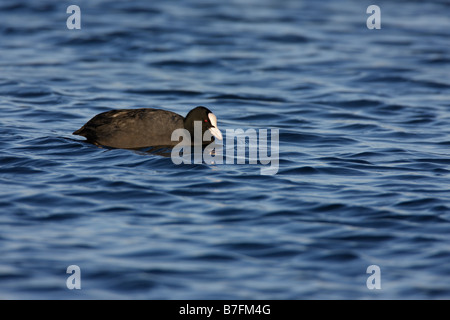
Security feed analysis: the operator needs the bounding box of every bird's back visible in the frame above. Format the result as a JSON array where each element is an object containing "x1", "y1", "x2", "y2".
[{"x1": 73, "y1": 108, "x2": 185, "y2": 148}]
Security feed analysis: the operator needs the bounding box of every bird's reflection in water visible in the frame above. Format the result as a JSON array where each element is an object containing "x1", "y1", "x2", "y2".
[{"x1": 136, "y1": 144, "x2": 219, "y2": 163}]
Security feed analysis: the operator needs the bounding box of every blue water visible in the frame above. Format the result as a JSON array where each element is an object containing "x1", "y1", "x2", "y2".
[{"x1": 1, "y1": 0, "x2": 450, "y2": 299}]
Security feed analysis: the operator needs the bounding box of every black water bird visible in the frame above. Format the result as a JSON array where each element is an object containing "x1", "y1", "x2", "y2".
[{"x1": 73, "y1": 106, "x2": 222, "y2": 148}]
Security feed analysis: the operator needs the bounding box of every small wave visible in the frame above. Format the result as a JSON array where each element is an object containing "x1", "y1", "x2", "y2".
[
  {"x1": 261, "y1": 33, "x2": 310, "y2": 43},
  {"x1": 125, "y1": 88, "x2": 203, "y2": 97},
  {"x1": 395, "y1": 197, "x2": 441, "y2": 208},
  {"x1": 209, "y1": 93, "x2": 287, "y2": 103},
  {"x1": 279, "y1": 166, "x2": 319, "y2": 175},
  {"x1": 151, "y1": 59, "x2": 222, "y2": 69}
]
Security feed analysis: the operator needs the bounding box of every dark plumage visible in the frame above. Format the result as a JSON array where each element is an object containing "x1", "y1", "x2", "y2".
[{"x1": 73, "y1": 106, "x2": 222, "y2": 149}]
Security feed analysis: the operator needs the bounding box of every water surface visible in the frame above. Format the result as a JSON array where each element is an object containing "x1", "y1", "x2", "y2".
[{"x1": 1, "y1": 0, "x2": 450, "y2": 299}]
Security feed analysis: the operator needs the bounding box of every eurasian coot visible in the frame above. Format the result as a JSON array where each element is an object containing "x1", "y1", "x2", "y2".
[{"x1": 73, "y1": 106, "x2": 222, "y2": 148}]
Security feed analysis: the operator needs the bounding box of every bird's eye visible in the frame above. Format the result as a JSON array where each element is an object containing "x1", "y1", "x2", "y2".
[{"x1": 204, "y1": 119, "x2": 208, "y2": 123}]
